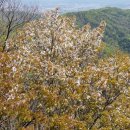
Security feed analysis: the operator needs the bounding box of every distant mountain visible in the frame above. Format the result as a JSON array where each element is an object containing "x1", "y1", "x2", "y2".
[
  {"x1": 66, "y1": 7, "x2": 130, "y2": 53},
  {"x1": 22, "y1": 0, "x2": 130, "y2": 12}
]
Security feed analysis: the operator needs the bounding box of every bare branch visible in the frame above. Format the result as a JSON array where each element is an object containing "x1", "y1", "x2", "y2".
[{"x1": 0, "y1": 0, "x2": 39, "y2": 51}]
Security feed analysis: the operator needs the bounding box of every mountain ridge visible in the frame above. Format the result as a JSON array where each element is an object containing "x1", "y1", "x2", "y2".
[
  {"x1": 66, "y1": 7, "x2": 130, "y2": 53},
  {"x1": 21, "y1": 0, "x2": 130, "y2": 12}
]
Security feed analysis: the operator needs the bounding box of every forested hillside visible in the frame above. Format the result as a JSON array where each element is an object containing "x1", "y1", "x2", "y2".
[
  {"x1": 66, "y1": 7, "x2": 130, "y2": 53},
  {"x1": 1, "y1": 0, "x2": 130, "y2": 129}
]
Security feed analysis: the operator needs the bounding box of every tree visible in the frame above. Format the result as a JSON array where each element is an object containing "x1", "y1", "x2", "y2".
[
  {"x1": 65, "y1": 8, "x2": 130, "y2": 54},
  {"x1": 0, "y1": 9, "x2": 130, "y2": 130},
  {"x1": 0, "y1": 0, "x2": 38, "y2": 51}
]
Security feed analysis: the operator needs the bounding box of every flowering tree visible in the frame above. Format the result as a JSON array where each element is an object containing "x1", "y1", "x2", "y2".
[{"x1": 0, "y1": 9, "x2": 130, "y2": 130}]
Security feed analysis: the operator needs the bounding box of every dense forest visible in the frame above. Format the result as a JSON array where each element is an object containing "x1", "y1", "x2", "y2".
[
  {"x1": 0, "y1": 1, "x2": 130, "y2": 130},
  {"x1": 66, "y1": 7, "x2": 130, "y2": 53}
]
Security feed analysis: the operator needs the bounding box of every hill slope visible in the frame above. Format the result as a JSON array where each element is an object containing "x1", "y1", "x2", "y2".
[{"x1": 66, "y1": 7, "x2": 130, "y2": 52}]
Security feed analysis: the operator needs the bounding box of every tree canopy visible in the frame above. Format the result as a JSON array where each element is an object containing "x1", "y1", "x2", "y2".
[
  {"x1": 66, "y1": 7, "x2": 130, "y2": 53},
  {"x1": 0, "y1": 9, "x2": 130, "y2": 130}
]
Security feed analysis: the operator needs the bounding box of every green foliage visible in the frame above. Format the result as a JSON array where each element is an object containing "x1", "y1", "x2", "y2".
[
  {"x1": 0, "y1": 9, "x2": 130, "y2": 130},
  {"x1": 66, "y1": 7, "x2": 130, "y2": 53},
  {"x1": 102, "y1": 43, "x2": 119, "y2": 57}
]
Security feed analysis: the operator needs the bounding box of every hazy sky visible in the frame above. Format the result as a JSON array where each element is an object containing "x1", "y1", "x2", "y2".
[{"x1": 21, "y1": 0, "x2": 130, "y2": 11}]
